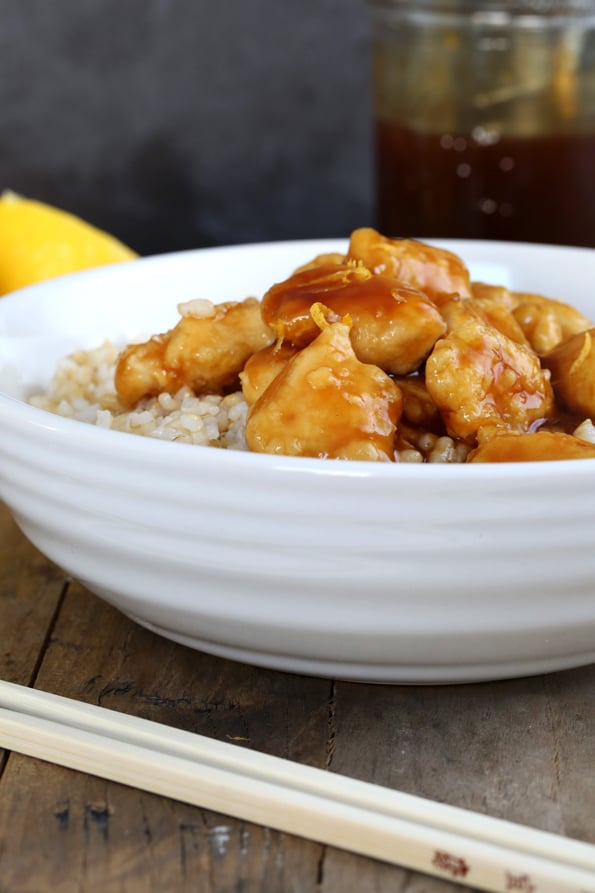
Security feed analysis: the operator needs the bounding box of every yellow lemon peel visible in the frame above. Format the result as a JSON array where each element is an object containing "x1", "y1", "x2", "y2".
[
  {"x1": 0, "y1": 190, "x2": 138, "y2": 296},
  {"x1": 310, "y1": 302, "x2": 352, "y2": 332}
]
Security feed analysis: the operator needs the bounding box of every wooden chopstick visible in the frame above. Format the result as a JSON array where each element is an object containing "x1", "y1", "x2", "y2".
[{"x1": 0, "y1": 681, "x2": 593, "y2": 892}]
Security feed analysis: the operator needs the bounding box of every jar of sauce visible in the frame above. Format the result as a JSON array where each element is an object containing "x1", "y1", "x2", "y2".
[{"x1": 370, "y1": 0, "x2": 595, "y2": 247}]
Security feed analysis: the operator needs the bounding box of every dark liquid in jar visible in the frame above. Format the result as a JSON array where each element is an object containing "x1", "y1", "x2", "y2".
[{"x1": 376, "y1": 121, "x2": 595, "y2": 248}]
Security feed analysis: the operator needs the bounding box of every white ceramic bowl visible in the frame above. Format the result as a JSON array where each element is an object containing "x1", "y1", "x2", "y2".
[{"x1": 1, "y1": 239, "x2": 595, "y2": 684}]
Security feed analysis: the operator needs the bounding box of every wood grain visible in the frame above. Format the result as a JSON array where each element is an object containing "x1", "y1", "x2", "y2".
[
  {"x1": 0, "y1": 504, "x2": 66, "y2": 686},
  {"x1": 1, "y1": 503, "x2": 594, "y2": 892}
]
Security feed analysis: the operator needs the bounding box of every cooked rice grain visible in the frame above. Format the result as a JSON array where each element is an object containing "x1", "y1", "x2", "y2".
[{"x1": 30, "y1": 341, "x2": 249, "y2": 450}]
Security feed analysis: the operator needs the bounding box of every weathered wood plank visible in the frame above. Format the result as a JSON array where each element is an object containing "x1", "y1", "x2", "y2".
[
  {"x1": 0, "y1": 504, "x2": 66, "y2": 685},
  {"x1": 0, "y1": 504, "x2": 69, "y2": 781},
  {"x1": 329, "y1": 673, "x2": 595, "y2": 842},
  {"x1": 1, "y1": 504, "x2": 594, "y2": 892},
  {"x1": 32, "y1": 579, "x2": 335, "y2": 763},
  {"x1": 541, "y1": 666, "x2": 595, "y2": 841},
  {"x1": 0, "y1": 579, "x2": 331, "y2": 892},
  {"x1": 317, "y1": 670, "x2": 595, "y2": 891}
]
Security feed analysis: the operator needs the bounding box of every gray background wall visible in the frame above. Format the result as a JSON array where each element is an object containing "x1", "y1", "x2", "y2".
[{"x1": 0, "y1": 0, "x2": 374, "y2": 255}]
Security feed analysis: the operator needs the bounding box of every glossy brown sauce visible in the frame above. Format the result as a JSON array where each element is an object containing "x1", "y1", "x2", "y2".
[
  {"x1": 376, "y1": 122, "x2": 595, "y2": 247},
  {"x1": 262, "y1": 263, "x2": 426, "y2": 346}
]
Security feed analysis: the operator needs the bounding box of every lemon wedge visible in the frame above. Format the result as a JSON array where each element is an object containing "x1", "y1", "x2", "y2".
[{"x1": 0, "y1": 190, "x2": 138, "y2": 296}]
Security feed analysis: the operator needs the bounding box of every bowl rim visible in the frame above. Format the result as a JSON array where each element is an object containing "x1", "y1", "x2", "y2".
[{"x1": 3, "y1": 385, "x2": 595, "y2": 480}]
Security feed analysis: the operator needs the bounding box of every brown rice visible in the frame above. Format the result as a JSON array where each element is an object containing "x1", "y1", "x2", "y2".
[{"x1": 30, "y1": 341, "x2": 249, "y2": 450}]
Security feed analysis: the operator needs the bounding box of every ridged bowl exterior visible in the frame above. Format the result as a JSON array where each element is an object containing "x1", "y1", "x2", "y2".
[{"x1": 1, "y1": 241, "x2": 594, "y2": 683}]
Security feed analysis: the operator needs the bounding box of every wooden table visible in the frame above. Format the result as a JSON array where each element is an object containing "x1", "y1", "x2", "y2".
[{"x1": 1, "y1": 501, "x2": 594, "y2": 892}]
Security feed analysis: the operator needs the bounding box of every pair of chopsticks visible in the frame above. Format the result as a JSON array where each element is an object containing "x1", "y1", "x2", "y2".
[{"x1": 0, "y1": 680, "x2": 593, "y2": 893}]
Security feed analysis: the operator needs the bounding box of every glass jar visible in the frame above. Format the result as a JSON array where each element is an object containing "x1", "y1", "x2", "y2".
[{"x1": 370, "y1": 0, "x2": 595, "y2": 246}]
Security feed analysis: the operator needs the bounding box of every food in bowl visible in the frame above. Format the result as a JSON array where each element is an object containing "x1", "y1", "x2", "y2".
[
  {"x1": 30, "y1": 227, "x2": 595, "y2": 463},
  {"x1": 3, "y1": 237, "x2": 595, "y2": 684}
]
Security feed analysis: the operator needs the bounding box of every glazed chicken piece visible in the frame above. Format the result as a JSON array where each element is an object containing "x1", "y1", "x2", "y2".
[
  {"x1": 469, "y1": 283, "x2": 592, "y2": 353},
  {"x1": 115, "y1": 297, "x2": 274, "y2": 407},
  {"x1": 438, "y1": 294, "x2": 485, "y2": 332},
  {"x1": 347, "y1": 227, "x2": 472, "y2": 302},
  {"x1": 512, "y1": 295, "x2": 593, "y2": 355},
  {"x1": 469, "y1": 283, "x2": 529, "y2": 345},
  {"x1": 543, "y1": 328, "x2": 595, "y2": 418},
  {"x1": 261, "y1": 261, "x2": 446, "y2": 375},
  {"x1": 245, "y1": 304, "x2": 403, "y2": 461},
  {"x1": 425, "y1": 315, "x2": 555, "y2": 443},
  {"x1": 470, "y1": 282, "x2": 518, "y2": 306},
  {"x1": 240, "y1": 341, "x2": 298, "y2": 405},
  {"x1": 469, "y1": 430, "x2": 595, "y2": 462},
  {"x1": 394, "y1": 375, "x2": 444, "y2": 432},
  {"x1": 443, "y1": 289, "x2": 529, "y2": 346}
]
